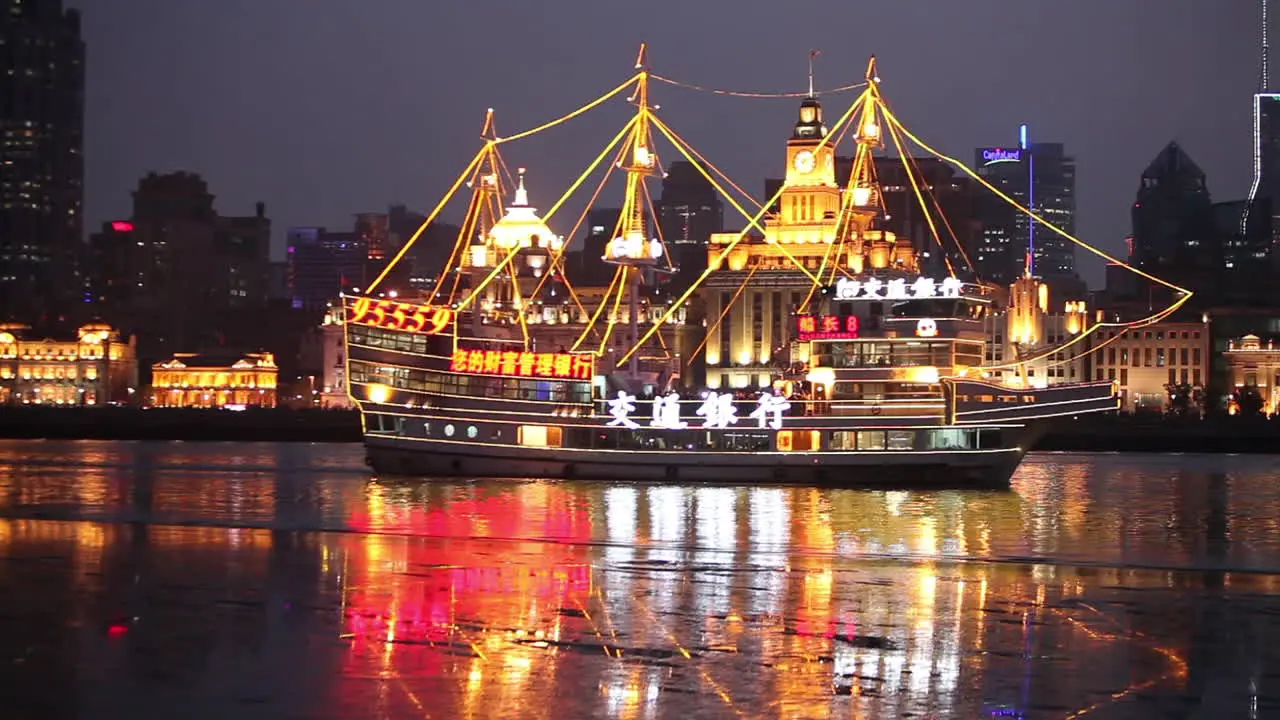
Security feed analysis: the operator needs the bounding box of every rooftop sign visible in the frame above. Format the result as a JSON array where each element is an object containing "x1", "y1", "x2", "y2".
[{"x1": 981, "y1": 148, "x2": 1023, "y2": 165}]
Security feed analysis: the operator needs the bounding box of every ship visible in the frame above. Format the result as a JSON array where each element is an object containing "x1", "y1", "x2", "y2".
[{"x1": 340, "y1": 50, "x2": 1189, "y2": 488}]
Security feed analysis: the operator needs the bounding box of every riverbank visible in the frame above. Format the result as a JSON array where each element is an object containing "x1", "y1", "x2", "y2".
[{"x1": 0, "y1": 407, "x2": 1278, "y2": 453}]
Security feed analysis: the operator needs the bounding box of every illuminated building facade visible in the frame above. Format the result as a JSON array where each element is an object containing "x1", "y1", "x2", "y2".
[
  {"x1": 0, "y1": 323, "x2": 138, "y2": 406},
  {"x1": 0, "y1": 0, "x2": 84, "y2": 326},
  {"x1": 150, "y1": 352, "x2": 278, "y2": 409},
  {"x1": 1086, "y1": 319, "x2": 1209, "y2": 414},
  {"x1": 318, "y1": 309, "x2": 352, "y2": 408},
  {"x1": 1223, "y1": 334, "x2": 1280, "y2": 415},
  {"x1": 355, "y1": 211, "x2": 390, "y2": 261},
  {"x1": 982, "y1": 275, "x2": 1088, "y2": 388},
  {"x1": 701, "y1": 94, "x2": 919, "y2": 390}
]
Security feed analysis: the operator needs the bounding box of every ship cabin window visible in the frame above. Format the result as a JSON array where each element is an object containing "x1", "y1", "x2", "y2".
[
  {"x1": 348, "y1": 325, "x2": 445, "y2": 356},
  {"x1": 811, "y1": 341, "x2": 951, "y2": 369},
  {"x1": 926, "y1": 428, "x2": 974, "y2": 450},
  {"x1": 518, "y1": 425, "x2": 563, "y2": 447},
  {"x1": 954, "y1": 341, "x2": 983, "y2": 369},
  {"x1": 777, "y1": 430, "x2": 821, "y2": 452}
]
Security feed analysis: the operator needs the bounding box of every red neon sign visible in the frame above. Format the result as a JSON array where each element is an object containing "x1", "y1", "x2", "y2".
[
  {"x1": 449, "y1": 348, "x2": 594, "y2": 381},
  {"x1": 349, "y1": 297, "x2": 452, "y2": 335},
  {"x1": 796, "y1": 314, "x2": 860, "y2": 340},
  {"x1": 110, "y1": 221, "x2": 134, "y2": 232}
]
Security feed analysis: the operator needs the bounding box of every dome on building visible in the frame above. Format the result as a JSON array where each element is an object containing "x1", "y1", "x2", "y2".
[{"x1": 486, "y1": 168, "x2": 563, "y2": 253}]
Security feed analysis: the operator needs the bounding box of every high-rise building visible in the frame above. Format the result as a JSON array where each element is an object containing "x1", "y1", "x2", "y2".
[
  {"x1": 876, "y1": 157, "x2": 981, "y2": 280},
  {"x1": 0, "y1": 0, "x2": 84, "y2": 328},
  {"x1": 572, "y1": 208, "x2": 621, "y2": 287},
  {"x1": 84, "y1": 172, "x2": 271, "y2": 363},
  {"x1": 285, "y1": 226, "x2": 367, "y2": 309},
  {"x1": 1129, "y1": 141, "x2": 1219, "y2": 297},
  {"x1": 973, "y1": 130, "x2": 1077, "y2": 288},
  {"x1": 657, "y1": 161, "x2": 723, "y2": 293}
]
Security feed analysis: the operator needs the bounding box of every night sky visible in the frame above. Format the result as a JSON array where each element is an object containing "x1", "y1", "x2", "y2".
[{"x1": 78, "y1": 0, "x2": 1262, "y2": 285}]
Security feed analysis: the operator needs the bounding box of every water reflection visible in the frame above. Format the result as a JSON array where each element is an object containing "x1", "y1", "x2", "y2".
[{"x1": 2, "y1": 441, "x2": 1280, "y2": 716}]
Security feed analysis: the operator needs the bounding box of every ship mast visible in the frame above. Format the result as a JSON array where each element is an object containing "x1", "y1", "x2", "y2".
[
  {"x1": 603, "y1": 44, "x2": 667, "y2": 379},
  {"x1": 434, "y1": 110, "x2": 507, "y2": 333},
  {"x1": 835, "y1": 57, "x2": 889, "y2": 277}
]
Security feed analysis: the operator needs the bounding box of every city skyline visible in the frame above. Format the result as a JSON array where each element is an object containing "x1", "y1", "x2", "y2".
[{"x1": 77, "y1": 1, "x2": 1263, "y2": 288}]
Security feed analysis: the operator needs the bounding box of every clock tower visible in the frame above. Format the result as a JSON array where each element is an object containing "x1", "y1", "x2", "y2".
[{"x1": 784, "y1": 96, "x2": 837, "y2": 188}]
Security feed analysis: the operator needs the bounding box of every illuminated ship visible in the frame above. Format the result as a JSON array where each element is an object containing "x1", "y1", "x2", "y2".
[{"x1": 342, "y1": 49, "x2": 1189, "y2": 488}]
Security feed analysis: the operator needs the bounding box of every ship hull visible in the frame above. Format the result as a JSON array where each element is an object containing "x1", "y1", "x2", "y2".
[{"x1": 362, "y1": 433, "x2": 1025, "y2": 489}]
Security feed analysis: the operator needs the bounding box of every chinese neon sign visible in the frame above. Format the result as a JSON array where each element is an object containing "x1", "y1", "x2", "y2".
[
  {"x1": 349, "y1": 298, "x2": 453, "y2": 335},
  {"x1": 833, "y1": 276, "x2": 963, "y2": 301},
  {"x1": 607, "y1": 391, "x2": 790, "y2": 430},
  {"x1": 796, "y1": 314, "x2": 860, "y2": 341},
  {"x1": 449, "y1": 349, "x2": 594, "y2": 381},
  {"x1": 110, "y1": 220, "x2": 134, "y2": 232},
  {"x1": 981, "y1": 148, "x2": 1023, "y2": 165}
]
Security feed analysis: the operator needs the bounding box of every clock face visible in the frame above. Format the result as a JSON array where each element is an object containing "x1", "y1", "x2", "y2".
[{"x1": 793, "y1": 150, "x2": 816, "y2": 174}]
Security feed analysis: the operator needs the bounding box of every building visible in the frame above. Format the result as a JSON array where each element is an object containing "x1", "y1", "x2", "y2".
[
  {"x1": 1129, "y1": 142, "x2": 1220, "y2": 299},
  {"x1": 699, "y1": 93, "x2": 926, "y2": 390},
  {"x1": 355, "y1": 211, "x2": 390, "y2": 261},
  {"x1": 1245, "y1": 92, "x2": 1280, "y2": 249},
  {"x1": 877, "y1": 157, "x2": 981, "y2": 279},
  {"x1": 1085, "y1": 318, "x2": 1210, "y2": 414},
  {"x1": 297, "y1": 307, "x2": 352, "y2": 409},
  {"x1": 570, "y1": 207, "x2": 621, "y2": 287},
  {"x1": 982, "y1": 274, "x2": 1089, "y2": 388},
  {"x1": 972, "y1": 132, "x2": 1077, "y2": 290},
  {"x1": 149, "y1": 351, "x2": 278, "y2": 408},
  {"x1": 1212, "y1": 197, "x2": 1274, "y2": 303},
  {"x1": 1222, "y1": 334, "x2": 1280, "y2": 415},
  {"x1": 0, "y1": 322, "x2": 137, "y2": 406},
  {"x1": 0, "y1": 0, "x2": 85, "y2": 327},
  {"x1": 285, "y1": 226, "x2": 367, "y2": 308},
  {"x1": 84, "y1": 172, "x2": 272, "y2": 364},
  {"x1": 217, "y1": 204, "x2": 271, "y2": 309},
  {"x1": 657, "y1": 160, "x2": 723, "y2": 293}
]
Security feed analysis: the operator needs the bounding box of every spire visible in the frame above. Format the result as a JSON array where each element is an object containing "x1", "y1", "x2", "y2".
[
  {"x1": 514, "y1": 167, "x2": 529, "y2": 207},
  {"x1": 1264, "y1": 0, "x2": 1271, "y2": 91},
  {"x1": 808, "y1": 49, "x2": 821, "y2": 97}
]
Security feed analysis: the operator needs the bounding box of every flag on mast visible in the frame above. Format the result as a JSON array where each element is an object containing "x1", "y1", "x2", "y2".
[{"x1": 807, "y1": 49, "x2": 821, "y2": 96}]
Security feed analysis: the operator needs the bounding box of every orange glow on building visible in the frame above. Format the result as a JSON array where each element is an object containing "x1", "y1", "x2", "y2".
[
  {"x1": 0, "y1": 323, "x2": 138, "y2": 406},
  {"x1": 348, "y1": 297, "x2": 453, "y2": 334},
  {"x1": 448, "y1": 348, "x2": 594, "y2": 380},
  {"x1": 149, "y1": 352, "x2": 278, "y2": 408}
]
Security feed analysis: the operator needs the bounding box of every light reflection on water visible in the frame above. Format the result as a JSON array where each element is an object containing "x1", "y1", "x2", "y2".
[{"x1": 0, "y1": 440, "x2": 1279, "y2": 717}]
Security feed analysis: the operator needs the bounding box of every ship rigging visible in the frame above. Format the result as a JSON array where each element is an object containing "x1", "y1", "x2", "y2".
[{"x1": 360, "y1": 46, "x2": 1190, "y2": 380}]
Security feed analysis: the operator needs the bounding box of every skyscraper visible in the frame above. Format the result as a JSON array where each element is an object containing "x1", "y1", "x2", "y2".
[
  {"x1": 0, "y1": 0, "x2": 84, "y2": 327},
  {"x1": 1130, "y1": 141, "x2": 1218, "y2": 296},
  {"x1": 973, "y1": 129, "x2": 1077, "y2": 290},
  {"x1": 1243, "y1": 0, "x2": 1280, "y2": 263},
  {"x1": 657, "y1": 160, "x2": 722, "y2": 293}
]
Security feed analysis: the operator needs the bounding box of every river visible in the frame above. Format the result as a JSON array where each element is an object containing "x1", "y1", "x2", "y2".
[{"x1": 0, "y1": 440, "x2": 1277, "y2": 718}]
